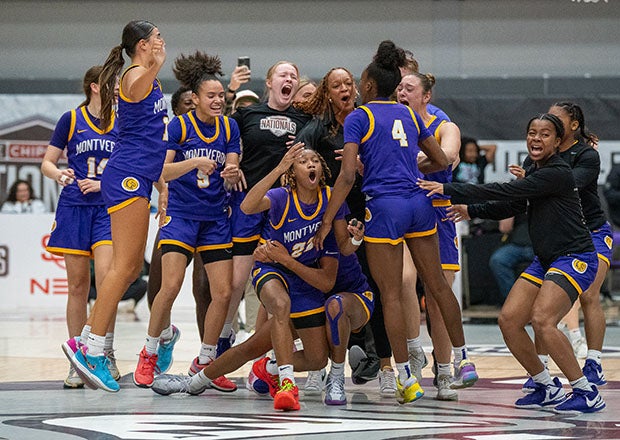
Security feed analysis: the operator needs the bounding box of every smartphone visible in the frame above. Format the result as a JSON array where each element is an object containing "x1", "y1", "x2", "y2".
[{"x1": 237, "y1": 56, "x2": 250, "y2": 69}]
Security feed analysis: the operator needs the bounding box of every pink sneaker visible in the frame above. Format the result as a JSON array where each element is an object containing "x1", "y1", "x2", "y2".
[{"x1": 61, "y1": 337, "x2": 83, "y2": 360}]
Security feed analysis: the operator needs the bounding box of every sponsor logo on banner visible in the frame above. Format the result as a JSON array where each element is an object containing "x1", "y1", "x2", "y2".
[{"x1": 30, "y1": 233, "x2": 68, "y2": 296}]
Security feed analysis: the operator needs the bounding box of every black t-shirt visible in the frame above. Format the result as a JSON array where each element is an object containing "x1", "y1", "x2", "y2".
[
  {"x1": 523, "y1": 140, "x2": 605, "y2": 231},
  {"x1": 296, "y1": 116, "x2": 366, "y2": 221},
  {"x1": 232, "y1": 102, "x2": 311, "y2": 190},
  {"x1": 454, "y1": 154, "x2": 594, "y2": 269}
]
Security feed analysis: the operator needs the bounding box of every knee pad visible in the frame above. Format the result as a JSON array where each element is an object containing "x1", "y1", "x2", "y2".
[{"x1": 325, "y1": 295, "x2": 344, "y2": 346}]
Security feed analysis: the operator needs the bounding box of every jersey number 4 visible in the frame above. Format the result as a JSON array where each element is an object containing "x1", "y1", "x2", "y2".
[{"x1": 392, "y1": 119, "x2": 408, "y2": 147}]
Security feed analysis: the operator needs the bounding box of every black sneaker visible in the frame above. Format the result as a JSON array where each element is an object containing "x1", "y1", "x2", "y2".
[{"x1": 353, "y1": 356, "x2": 380, "y2": 384}]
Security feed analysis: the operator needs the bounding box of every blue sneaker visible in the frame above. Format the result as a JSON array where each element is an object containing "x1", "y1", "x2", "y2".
[
  {"x1": 216, "y1": 328, "x2": 236, "y2": 358},
  {"x1": 72, "y1": 346, "x2": 120, "y2": 392},
  {"x1": 515, "y1": 377, "x2": 566, "y2": 409},
  {"x1": 522, "y1": 376, "x2": 536, "y2": 394},
  {"x1": 157, "y1": 325, "x2": 181, "y2": 374},
  {"x1": 553, "y1": 385, "x2": 606, "y2": 414},
  {"x1": 583, "y1": 359, "x2": 607, "y2": 387}
]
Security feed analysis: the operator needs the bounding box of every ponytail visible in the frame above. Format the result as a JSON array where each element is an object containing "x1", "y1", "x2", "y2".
[{"x1": 98, "y1": 45, "x2": 124, "y2": 131}]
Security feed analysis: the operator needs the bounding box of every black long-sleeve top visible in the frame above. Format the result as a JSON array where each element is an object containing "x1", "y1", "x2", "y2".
[
  {"x1": 524, "y1": 140, "x2": 606, "y2": 231},
  {"x1": 445, "y1": 154, "x2": 594, "y2": 270}
]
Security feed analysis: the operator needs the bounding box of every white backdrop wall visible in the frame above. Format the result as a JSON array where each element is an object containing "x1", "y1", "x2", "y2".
[{"x1": 1, "y1": 0, "x2": 619, "y2": 84}]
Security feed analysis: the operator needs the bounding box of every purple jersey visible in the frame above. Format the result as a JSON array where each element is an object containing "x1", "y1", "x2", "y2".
[
  {"x1": 423, "y1": 114, "x2": 453, "y2": 201},
  {"x1": 108, "y1": 64, "x2": 168, "y2": 181},
  {"x1": 166, "y1": 112, "x2": 241, "y2": 221},
  {"x1": 49, "y1": 106, "x2": 117, "y2": 206},
  {"x1": 344, "y1": 100, "x2": 431, "y2": 198},
  {"x1": 265, "y1": 186, "x2": 344, "y2": 267}
]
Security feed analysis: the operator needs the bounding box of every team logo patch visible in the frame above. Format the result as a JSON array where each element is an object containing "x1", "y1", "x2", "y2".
[
  {"x1": 604, "y1": 235, "x2": 613, "y2": 250},
  {"x1": 252, "y1": 268, "x2": 261, "y2": 277},
  {"x1": 362, "y1": 291, "x2": 374, "y2": 302},
  {"x1": 162, "y1": 215, "x2": 172, "y2": 227},
  {"x1": 572, "y1": 259, "x2": 588, "y2": 274},
  {"x1": 121, "y1": 177, "x2": 140, "y2": 192},
  {"x1": 50, "y1": 221, "x2": 57, "y2": 232},
  {"x1": 259, "y1": 116, "x2": 297, "y2": 137},
  {"x1": 454, "y1": 236, "x2": 459, "y2": 249},
  {"x1": 364, "y1": 207, "x2": 372, "y2": 222}
]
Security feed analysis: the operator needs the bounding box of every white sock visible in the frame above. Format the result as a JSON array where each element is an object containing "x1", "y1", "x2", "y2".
[
  {"x1": 196, "y1": 370, "x2": 213, "y2": 386},
  {"x1": 570, "y1": 376, "x2": 593, "y2": 392},
  {"x1": 86, "y1": 333, "x2": 105, "y2": 356},
  {"x1": 145, "y1": 334, "x2": 159, "y2": 355},
  {"x1": 330, "y1": 361, "x2": 345, "y2": 378},
  {"x1": 586, "y1": 350, "x2": 602, "y2": 363},
  {"x1": 219, "y1": 322, "x2": 233, "y2": 339},
  {"x1": 198, "y1": 344, "x2": 216, "y2": 364},
  {"x1": 407, "y1": 337, "x2": 422, "y2": 352},
  {"x1": 568, "y1": 328, "x2": 582, "y2": 342},
  {"x1": 160, "y1": 325, "x2": 173, "y2": 341},
  {"x1": 395, "y1": 361, "x2": 412, "y2": 382},
  {"x1": 453, "y1": 345, "x2": 467, "y2": 364},
  {"x1": 532, "y1": 368, "x2": 553, "y2": 386},
  {"x1": 437, "y1": 363, "x2": 451, "y2": 377},
  {"x1": 278, "y1": 364, "x2": 295, "y2": 384},
  {"x1": 538, "y1": 354, "x2": 549, "y2": 368},
  {"x1": 104, "y1": 332, "x2": 114, "y2": 351},
  {"x1": 266, "y1": 359, "x2": 279, "y2": 375},
  {"x1": 80, "y1": 325, "x2": 91, "y2": 341}
]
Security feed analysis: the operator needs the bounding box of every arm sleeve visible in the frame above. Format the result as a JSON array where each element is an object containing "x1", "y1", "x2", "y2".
[
  {"x1": 444, "y1": 166, "x2": 567, "y2": 202},
  {"x1": 49, "y1": 111, "x2": 73, "y2": 149},
  {"x1": 468, "y1": 200, "x2": 526, "y2": 220},
  {"x1": 571, "y1": 149, "x2": 600, "y2": 189}
]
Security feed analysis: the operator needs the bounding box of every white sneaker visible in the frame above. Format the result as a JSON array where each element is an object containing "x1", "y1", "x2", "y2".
[
  {"x1": 63, "y1": 365, "x2": 84, "y2": 389},
  {"x1": 378, "y1": 366, "x2": 397, "y2": 397},
  {"x1": 436, "y1": 374, "x2": 458, "y2": 401},
  {"x1": 408, "y1": 348, "x2": 428, "y2": 382},
  {"x1": 304, "y1": 369, "x2": 327, "y2": 395},
  {"x1": 571, "y1": 337, "x2": 587, "y2": 359}
]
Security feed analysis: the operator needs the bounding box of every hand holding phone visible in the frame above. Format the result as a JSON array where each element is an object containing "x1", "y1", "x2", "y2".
[{"x1": 237, "y1": 56, "x2": 250, "y2": 69}]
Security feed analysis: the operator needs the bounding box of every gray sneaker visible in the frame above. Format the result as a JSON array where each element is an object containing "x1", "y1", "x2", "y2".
[
  {"x1": 105, "y1": 349, "x2": 121, "y2": 381},
  {"x1": 325, "y1": 374, "x2": 347, "y2": 405},
  {"x1": 151, "y1": 374, "x2": 208, "y2": 396},
  {"x1": 378, "y1": 367, "x2": 397, "y2": 397},
  {"x1": 304, "y1": 369, "x2": 326, "y2": 395},
  {"x1": 436, "y1": 374, "x2": 458, "y2": 401},
  {"x1": 63, "y1": 365, "x2": 84, "y2": 389},
  {"x1": 408, "y1": 348, "x2": 428, "y2": 382}
]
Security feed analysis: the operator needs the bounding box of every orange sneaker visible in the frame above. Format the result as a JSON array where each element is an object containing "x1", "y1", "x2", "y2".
[
  {"x1": 133, "y1": 347, "x2": 158, "y2": 388},
  {"x1": 274, "y1": 378, "x2": 300, "y2": 411},
  {"x1": 251, "y1": 357, "x2": 279, "y2": 398}
]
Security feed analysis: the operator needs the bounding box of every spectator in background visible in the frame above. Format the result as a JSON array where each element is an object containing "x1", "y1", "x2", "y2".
[
  {"x1": 292, "y1": 77, "x2": 317, "y2": 104},
  {"x1": 231, "y1": 89, "x2": 260, "y2": 114},
  {"x1": 604, "y1": 162, "x2": 620, "y2": 228},
  {"x1": 453, "y1": 137, "x2": 496, "y2": 184},
  {"x1": 1, "y1": 179, "x2": 47, "y2": 214},
  {"x1": 170, "y1": 86, "x2": 194, "y2": 116},
  {"x1": 488, "y1": 213, "x2": 534, "y2": 304}
]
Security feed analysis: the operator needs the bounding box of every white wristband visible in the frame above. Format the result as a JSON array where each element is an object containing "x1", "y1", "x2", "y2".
[{"x1": 351, "y1": 236, "x2": 363, "y2": 246}]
